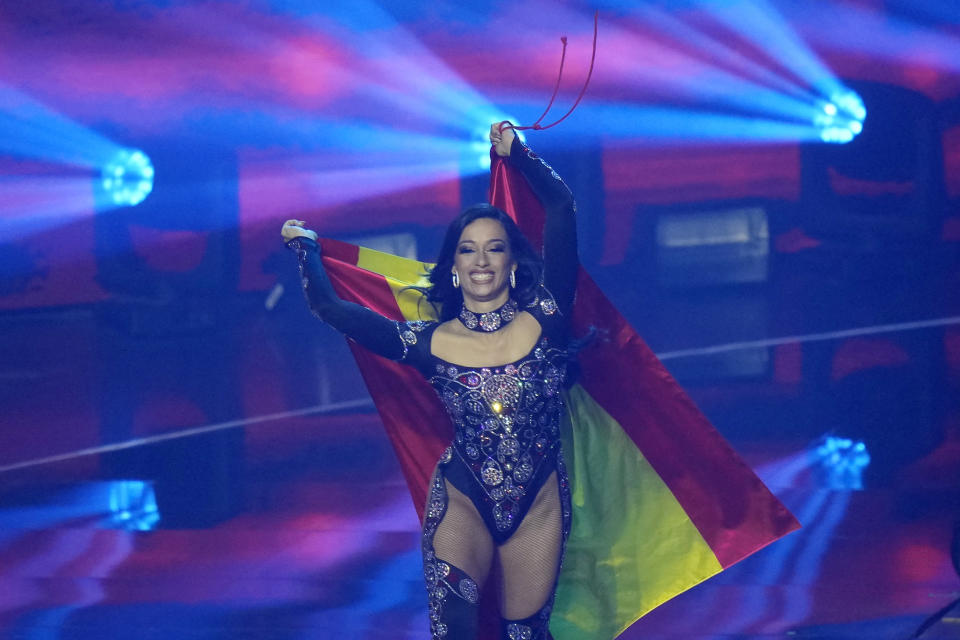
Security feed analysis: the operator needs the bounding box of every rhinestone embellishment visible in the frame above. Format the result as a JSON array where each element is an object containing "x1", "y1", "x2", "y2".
[
  {"x1": 458, "y1": 299, "x2": 519, "y2": 333},
  {"x1": 482, "y1": 376, "x2": 522, "y2": 414},
  {"x1": 481, "y1": 460, "x2": 503, "y2": 486},
  {"x1": 459, "y1": 578, "x2": 479, "y2": 603},
  {"x1": 507, "y1": 623, "x2": 533, "y2": 640}
]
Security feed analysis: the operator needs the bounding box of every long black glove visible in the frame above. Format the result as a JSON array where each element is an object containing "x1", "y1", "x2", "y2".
[
  {"x1": 286, "y1": 236, "x2": 406, "y2": 361},
  {"x1": 505, "y1": 136, "x2": 578, "y2": 314}
]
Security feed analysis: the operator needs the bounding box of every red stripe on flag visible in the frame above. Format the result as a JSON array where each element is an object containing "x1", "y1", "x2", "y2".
[
  {"x1": 322, "y1": 258, "x2": 405, "y2": 323},
  {"x1": 318, "y1": 238, "x2": 361, "y2": 265}
]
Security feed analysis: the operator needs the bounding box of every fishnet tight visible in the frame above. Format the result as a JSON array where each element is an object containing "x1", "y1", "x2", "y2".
[{"x1": 431, "y1": 471, "x2": 564, "y2": 624}]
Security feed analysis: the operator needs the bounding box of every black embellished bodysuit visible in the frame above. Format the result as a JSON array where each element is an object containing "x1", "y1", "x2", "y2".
[
  {"x1": 288, "y1": 136, "x2": 577, "y2": 639},
  {"x1": 395, "y1": 291, "x2": 571, "y2": 544}
]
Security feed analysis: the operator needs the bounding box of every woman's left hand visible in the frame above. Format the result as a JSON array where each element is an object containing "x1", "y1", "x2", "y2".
[
  {"x1": 281, "y1": 219, "x2": 318, "y2": 242},
  {"x1": 490, "y1": 122, "x2": 516, "y2": 157}
]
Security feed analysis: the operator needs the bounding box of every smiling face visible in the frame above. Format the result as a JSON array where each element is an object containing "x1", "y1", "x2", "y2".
[{"x1": 453, "y1": 217, "x2": 516, "y2": 310}]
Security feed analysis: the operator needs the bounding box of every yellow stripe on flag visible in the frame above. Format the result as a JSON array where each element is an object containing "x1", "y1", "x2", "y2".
[
  {"x1": 356, "y1": 246, "x2": 437, "y2": 321},
  {"x1": 553, "y1": 384, "x2": 723, "y2": 639}
]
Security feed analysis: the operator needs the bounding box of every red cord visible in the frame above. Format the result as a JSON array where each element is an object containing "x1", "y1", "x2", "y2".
[
  {"x1": 505, "y1": 10, "x2": 598, "y2": 133},
  {"x1": 529, "y1": 36, "x2": 567, "y2": 129}
]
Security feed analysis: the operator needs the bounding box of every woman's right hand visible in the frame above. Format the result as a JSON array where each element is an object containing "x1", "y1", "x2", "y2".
[
  {"x1": 281, "y1": 219, "x2": 318, "y2": 242},
  {"x1": 490, "y1": 122, "x2": 516, "y2": 158}
]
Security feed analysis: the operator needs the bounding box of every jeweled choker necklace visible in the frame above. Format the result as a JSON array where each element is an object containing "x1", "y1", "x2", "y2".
[{"x1": 458, "y1": 299, "x2": 518, "y2": 332}]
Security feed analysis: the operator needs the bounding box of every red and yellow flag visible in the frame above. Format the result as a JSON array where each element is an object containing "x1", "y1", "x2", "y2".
[{"x1": 315, "y1": 153, "x2": 799, "y2": 639}]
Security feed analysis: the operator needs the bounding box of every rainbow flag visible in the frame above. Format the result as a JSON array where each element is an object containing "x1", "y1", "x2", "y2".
[{"x1": 315, "y1": 153, "x2": 799, "y2": 639}]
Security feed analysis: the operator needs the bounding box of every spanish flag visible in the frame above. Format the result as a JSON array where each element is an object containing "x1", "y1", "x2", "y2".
[{"x1": 316, "y1": 152, "x2": 799, "y2": 639}]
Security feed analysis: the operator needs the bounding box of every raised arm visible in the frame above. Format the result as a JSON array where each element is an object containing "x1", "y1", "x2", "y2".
[
  {"x1": 494, "y1": 126, "x2": 578, "y2": 313},
  {"x1": 282, "y1": 221, "x2": 406, "y2": 361}
]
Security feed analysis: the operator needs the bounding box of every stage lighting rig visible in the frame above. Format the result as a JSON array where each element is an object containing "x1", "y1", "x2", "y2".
[
  {"x1": 814, "y1": 90, "x2": 866, "y2": 144},
  {"x1": 108, "y1": 480, "x2": 160, "y2": 531},
  {"x1": 812, "y1": 435, "x2": 870, "y2": 489},
  {"x1": 101, "y1": 148, "x2": 154, "y2": 206}
]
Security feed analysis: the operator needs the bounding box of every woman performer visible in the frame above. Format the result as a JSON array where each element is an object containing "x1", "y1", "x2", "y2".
[{"x1": 281, "y1": 122, "x2": 575, "y2": 639}]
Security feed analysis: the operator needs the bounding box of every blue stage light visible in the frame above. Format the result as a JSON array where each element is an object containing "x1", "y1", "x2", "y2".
[
  {"x1": 814, "y1": 90, "x2": 866, "y2": 144},
  {"x1": 101, "y1": 149, "x2": 154, "y2": 206},
  {"x1": 831, "y1": 90, "x2": 867, "y2": 121},
  {"x1": 108, "y1": 480, "x2": 160, "y2": 531},
  {"x1": 812, "y1": 435, "x2": 870, "y2": 489}
]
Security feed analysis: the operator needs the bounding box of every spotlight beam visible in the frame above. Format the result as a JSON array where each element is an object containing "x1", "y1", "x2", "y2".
[
  {"x1": 244, "y1": 114, "x2": 482, "y2": 164},
  {"x1": 106, "y1": 2, "x2": 507, "y2": 152},
  {"x1": 704, "y1": 0, "x2": 845, "y2": 100},
  {"x1": 588, "y1": 3, "x2": 864, "y2": 144},
  {"x1": 0, "y1": 176, "x2": 97, "y2": 242},
  {"x1": 245, "y1": 159, "x2": 462, "y2": 212},
  {"x1": 284, "y1": 0, "x2": 505, "y2": 137},
  {"x1": 544, "y1": 101, "x2": 821, "y2": 144},
  {"x1": 636, "y1": 6, "x2": 820, "y2": 105},
  {"x1": 0, "y1": 85, "x2": 122, "y2": 168},
  {"x1": 599, "y1": 22, "x2": 820, "y2": 124},
  {"x1": 782, "y1": 1, "x2": 960, "y2": 75},
  {"x1": 162, "y1": 1, "x2": 516, "y2": 167}
]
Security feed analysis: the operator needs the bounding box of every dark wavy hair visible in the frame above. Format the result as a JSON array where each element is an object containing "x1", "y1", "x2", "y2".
[{"x1": 417, "y1": 203, "x2": 543, "y2": 322}]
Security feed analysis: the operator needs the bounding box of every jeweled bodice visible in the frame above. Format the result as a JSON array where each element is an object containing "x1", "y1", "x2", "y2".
[{"x1": 429, "y1": 336, "x2": 568, "y2": 533}]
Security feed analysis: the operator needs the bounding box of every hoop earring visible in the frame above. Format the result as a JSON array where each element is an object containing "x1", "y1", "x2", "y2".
[
  {"x1": 509, "y1": 269, "x2": 516, "y2": 289},
  {"x1": 452, "y1": 271, "x2": 460, "y2": 288}
]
